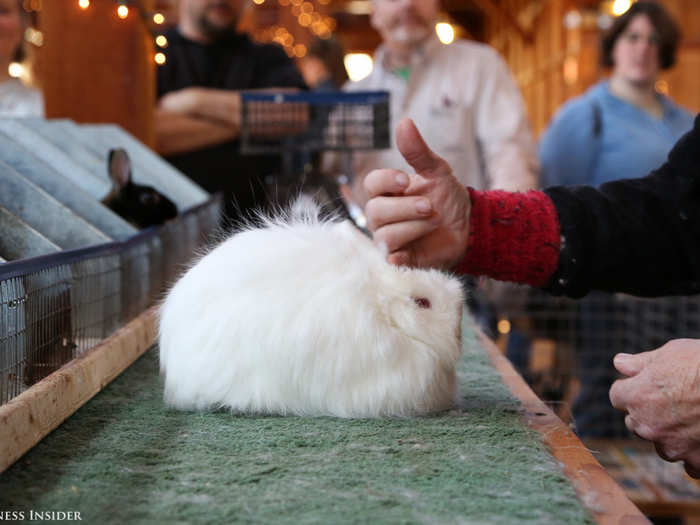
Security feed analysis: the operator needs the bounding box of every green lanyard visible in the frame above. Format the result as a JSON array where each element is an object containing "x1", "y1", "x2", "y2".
[{"x1": 394, "y1": 66, "x2": 411, "y2": 82}]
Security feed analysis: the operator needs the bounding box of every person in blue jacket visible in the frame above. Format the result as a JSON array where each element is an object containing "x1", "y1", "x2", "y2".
[{"x1": 539, "y1": 1, "x2": 692, "y2": 188}]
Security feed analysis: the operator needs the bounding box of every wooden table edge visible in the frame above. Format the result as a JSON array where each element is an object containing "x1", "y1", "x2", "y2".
[
  {"x1": 0, "y1": 307, "x2": 158, "y2": 473},
  {"x1": 479, "y1": 330, "x2": 651, "y2": 525}
]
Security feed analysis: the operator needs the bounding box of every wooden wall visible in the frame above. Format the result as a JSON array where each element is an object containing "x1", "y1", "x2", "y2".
[
  {"x1": 659, "y1": 0, "x2": 700, "y2": 114},
  {"x1": 481, "y1": 0, "x2": 700, "y2": 137},
  {"x1": 36, "y1": 0, "x2": 156, "y2": 147}
]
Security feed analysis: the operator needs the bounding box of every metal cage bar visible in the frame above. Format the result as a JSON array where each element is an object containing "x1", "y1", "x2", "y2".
[{"x1": 0, "y1": 196, "x2": 222, "y2": 405}]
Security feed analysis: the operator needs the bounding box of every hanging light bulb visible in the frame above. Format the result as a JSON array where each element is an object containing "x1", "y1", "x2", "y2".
[
  {"x1": 435, "y1": 22, "x2": 455, "y2": 45},
  {"x1": 9, "y1": 62, "x2": 24, "y2": 78},
  {"x1": 294, "y1": 43, "x2": 307, "y2": 57},
  {"x1": 611, "y1": 0, "x2": 632, "y2": 16},
  {"x1": 344, "y1": 53, "x2": 373, "y2": 82},
  {"x1": 78, "y1": 0, "x2": 90, "y2": 9},
  {"x1": 153, "y1": 13, "x2": 165, "y2": 25},
  {"x1": 497, "y1": 319, "x2": 511, "y2": 335},
  {"x1": 25, "y1": 27, "x2": 43, "y2": 46},
  {"x1": 117, "y1": 4, "x2": 129, "y2": 19}
]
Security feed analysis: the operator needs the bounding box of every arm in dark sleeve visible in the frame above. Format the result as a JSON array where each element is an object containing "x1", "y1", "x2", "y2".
[
  {"x1": 461, "y1": 114, "x2": 700, "y2": 298},
  {"x1": 544, "y1": 113, "x2": 700, "y2": 298}
]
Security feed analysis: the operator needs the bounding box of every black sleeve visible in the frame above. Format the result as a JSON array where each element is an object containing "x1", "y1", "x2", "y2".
[
  {"x1": 251, "y1": 43, "x2": 307, "y2": 90},
  {"x1": 542, "y1": 114, "x2": 700, "y2": 298}
]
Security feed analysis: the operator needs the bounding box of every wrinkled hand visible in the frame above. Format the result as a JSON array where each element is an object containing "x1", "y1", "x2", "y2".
[
  {"x1": 610, "y1": 339, "x2": 700, "y2": 478},
  {"x1": 363, "y1": 118, "x2": 471, "y2": 269}
]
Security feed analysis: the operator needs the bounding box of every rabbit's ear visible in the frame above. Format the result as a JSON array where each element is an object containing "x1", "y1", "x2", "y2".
[{"x1": 107, "y1": 148, "x2": 132, "y2": 187}]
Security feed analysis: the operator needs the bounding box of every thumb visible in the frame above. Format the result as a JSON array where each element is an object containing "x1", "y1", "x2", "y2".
[
  {"x1": 613, "y1": 351, "x2": 652, "y2": 377},
  {"x1": 395, "y1": 118, "x2": 448, "y2": 176}
]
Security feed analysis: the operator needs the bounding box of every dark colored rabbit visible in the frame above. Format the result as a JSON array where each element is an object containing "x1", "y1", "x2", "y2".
[{"x1": 102, "y1": 149, "x2": 178, "y2": 229}]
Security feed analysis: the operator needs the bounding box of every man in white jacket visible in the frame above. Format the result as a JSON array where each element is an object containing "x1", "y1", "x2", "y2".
[{"x1": 337, "y1": 0, "x2": 538, "y2": 203}]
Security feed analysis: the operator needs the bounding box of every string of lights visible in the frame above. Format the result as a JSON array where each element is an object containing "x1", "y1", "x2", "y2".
[
  {"x1": 14, "y1": 0, "x2": 636, "y2": 76},
  {"x1": 13, "y1": 0, "x2": 335, "y2": 74},
  {"x1": 252, "y1": 0, "x2": 337, "y2": 59},
  {"x1": 73, "y1": 0, "x2": 169, "y2": 64},
  {"x1": 9, "y1": 0, "x2": 447, "y2": 82},
  {"x1": 73, "y1": 0, "x2": 338, "y2": 63},
  {"x1": 9, "y1": 0, "x2": 462, "y2": 84},
  {"x1": 12, "y1": 0, "x2": 168, "y2": 72}
]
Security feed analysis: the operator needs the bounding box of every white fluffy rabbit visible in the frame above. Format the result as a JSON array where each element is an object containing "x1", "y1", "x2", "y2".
[{"x1": 159, "y1": 198, "x2": 464, "y2": 418}]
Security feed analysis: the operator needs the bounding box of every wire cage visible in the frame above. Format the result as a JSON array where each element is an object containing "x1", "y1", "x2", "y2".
[
  {"x1": 240, "y1": 91, "x2": 391, "y2": 156},
  {"x1": 239, "y1": 90, "x2": 390, "y2": 225},
  {"x1": 0, "y1": 197, "x2": 221, "y2": 406},
  {"x1": 489, "y1": 281, "x2": 700, "y2": 437}
]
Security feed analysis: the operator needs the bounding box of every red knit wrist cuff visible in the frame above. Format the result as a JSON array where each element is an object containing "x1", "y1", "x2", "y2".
[{"x1": 457, "y1": 189, "x2": 561, "y2": 287}]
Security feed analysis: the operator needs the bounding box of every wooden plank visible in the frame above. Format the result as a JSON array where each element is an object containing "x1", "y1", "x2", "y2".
[
  {"x1": 480, "y1": 331, "x2": 652, "y2": 525},
  {"x1": 35, "y1": 0, "x2": 156, "y2": 147},
  {"x1": 0, "y1": 307, "x2": 158, "y2": 473}
]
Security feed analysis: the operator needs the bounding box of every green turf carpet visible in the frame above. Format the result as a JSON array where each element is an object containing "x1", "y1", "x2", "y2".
[{"x1": 0, "y1": 317, "x2": 594, "y2": 524}]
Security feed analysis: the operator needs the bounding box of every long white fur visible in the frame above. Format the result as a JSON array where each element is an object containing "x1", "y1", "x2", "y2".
[{"x1": 158, "y1": 198, "x2": 464, "y2": 418}]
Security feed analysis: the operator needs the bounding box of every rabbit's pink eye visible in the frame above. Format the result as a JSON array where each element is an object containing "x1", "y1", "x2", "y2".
[{"x1": 413, "y1": 297, "x2": 431, "y2": 309}]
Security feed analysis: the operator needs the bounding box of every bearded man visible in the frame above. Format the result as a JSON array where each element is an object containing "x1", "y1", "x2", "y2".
[
  {"x1": 156, "y1": 0, "x2": 307, "y2": 223},
  {"x1": 339, "y1": 0, "x2": 538, "y2": 203}
]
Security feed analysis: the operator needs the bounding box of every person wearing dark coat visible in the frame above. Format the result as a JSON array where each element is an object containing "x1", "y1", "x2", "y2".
[
  {"x1": 362, "y1": 114, "x2": 700, "y2": 478},
  {"x1": 155, "y1": 0, "x2": 306, "y2": 225}
]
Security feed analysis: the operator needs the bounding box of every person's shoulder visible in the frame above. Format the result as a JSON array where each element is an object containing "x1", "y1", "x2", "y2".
[
  {"x1": 550, "y1": 85, "x2": 602, "y2": 125},
  {"x1": 162, "y1": 27, "x2": 186, "y2": 46},
  {"x1": 0, "y1": 79, "x2": 44, "y2": 118},
  {"x1": 26, "y1": 85, "x2": 44, "y2": 109},
  {"x1": 243, "y1": 36, "x2": 292, "y2": 62},
  {"x1": 441, "y1": 40, "x2": 506, "y2": 66},
  {"x1": 0, "y1": 78, "x2": 30, "y2": 94},
  {"x1": 539, "y1": 86, "x2": 605, "y2": 151},
  {"x1": 439, "y1": 40, "x2": 514, "y2": 82},
  {"x1": 662, "y1": 97, "x2": 695, "y2": 126},
  {"x1": 343, "y1": 75, "x2": 373, "y2": 92},
  {"x1": 447, "y1": 39, "x2": 498, "y2": 56},
  {"x1": 341, "y1": 62, "x2": 381, "y2": 91}
]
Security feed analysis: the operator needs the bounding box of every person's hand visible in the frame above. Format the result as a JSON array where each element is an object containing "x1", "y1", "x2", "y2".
[
  {"x1": 363, "y1": 118, "x2": 471, "y2": 269},
  {"x1": 610, "y1": 339, "x2": 700, "y2": 478}
]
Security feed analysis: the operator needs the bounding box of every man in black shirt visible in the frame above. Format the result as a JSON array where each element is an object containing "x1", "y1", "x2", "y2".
[{"x1": 156, "y1": 0, "x2": 306, "y2": 225}]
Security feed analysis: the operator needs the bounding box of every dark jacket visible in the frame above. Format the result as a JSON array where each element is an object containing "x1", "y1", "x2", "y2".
[
  {"x1": 544, "y1": 114, "x2": 700, "y2": 298},
  {"x1": 157, "y1": 29, "x2": 306, "y2": 223}
]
